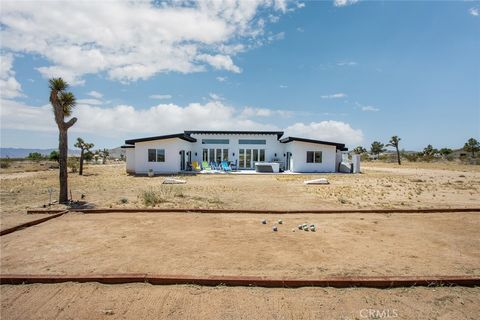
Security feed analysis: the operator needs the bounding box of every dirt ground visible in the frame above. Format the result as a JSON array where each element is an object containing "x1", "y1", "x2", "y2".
[
  {"x1": 1, "y1": 162, "x2": 479, "y2": 219},
  {"x1": 1, "y1": 161, "x2": 479, "y2": 319},
  {"x1": 1, "y1": 283, "x2": 479, "y2": 320},
  {"x1": 1, "y1": 212, "x2": 479, "y2": 277}
]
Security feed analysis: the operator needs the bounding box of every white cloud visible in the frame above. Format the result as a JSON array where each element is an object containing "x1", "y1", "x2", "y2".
[
  {"x1": 216, "y1": 76, "x2": 227, "y2": 82},
  {"x1": 333, "y1": 0, "x2": 359, "y2": 7},
  {"x1": 336, "y1": 61, "x2": 357, "y2": 66},
  {"x1": 87, "y1": 91, "x2": 103, "y2": 99},
  {"x1": 321, "y1": 93, "x2": 347, "y2": 99},
  {"x1": 361, "y1": 106, "x2": 380, "y2": 112},
  {"x1": 0, "y1": 53, "x2": 23, "y2": 98},
  {"x1": 240, "y1": 107, "x2": 291, "y2": 118},
  {"x1": 149, "y1": 94, "x2": 172, "y2": 100},
  {"x1": 279, "y1": 85, "x2": 288, "y2": 88},
  {"x1": 1, "y1": 99, "x2": 363, "y2": 145},
  {"x1": 208, "y1": 93, "x2": 224, "y2": 101},
  {"x1": 469, "y1": 7, "x2": 479, "y2": 16},
  {"x1": 0, "y1": 0, "x2": 293, "y2": 84},
  {"x1": 284, "y1": 121, "x2": 363, "y2": 144},
  {"x1": 197, "y1": 54, "x2": 241, "y2": 73},
  {"x1": 77, "y1": 98, "x2": 103, "y2": 105}
]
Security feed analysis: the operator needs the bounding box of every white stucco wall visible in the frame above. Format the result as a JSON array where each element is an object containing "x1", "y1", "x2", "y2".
[
  {"x1": 188, "y1": 133, "x2": 284, "y2": 168},
  {"x1": 133, "y1": 138, "x2": 192, "y2": 174},
  {"x1": 287, "y1": 141, "x2": 337, "y2": 173},
  {"x1": 126, "y1": 133, "x2": 343, "y2": 174},
  {"x1": 125, "y1": 148, "x2": 135, "y2": 173}
]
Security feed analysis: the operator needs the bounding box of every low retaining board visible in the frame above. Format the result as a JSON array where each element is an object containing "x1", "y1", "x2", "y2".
[
  {"x1": 0, "y1": 211, "x2": 68, "y2": 236},
  {"x1": 0, "y1": 274, "x2": 478, "y2": 288},
  {"x1": 63, "y1": 207, "x2": 480, "y2": 214}
]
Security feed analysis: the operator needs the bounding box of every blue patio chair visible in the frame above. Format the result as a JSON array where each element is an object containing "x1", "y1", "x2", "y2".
[{"x1": 221, "y1": 161, "x2": 232, "y2": 171}]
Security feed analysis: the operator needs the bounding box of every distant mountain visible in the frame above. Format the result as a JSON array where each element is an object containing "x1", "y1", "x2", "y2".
[
  {"x1": 0, "y1": 148, "x2": 78, "y2": 158},
  {"x1": 0, "y1": 147, "x2": 125, "y2": 159}
]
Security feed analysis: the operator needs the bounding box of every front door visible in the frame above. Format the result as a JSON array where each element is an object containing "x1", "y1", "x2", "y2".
[
  {"x1": 285, "y1": 152, "x2": 292, "y2": 171},
  {"x1": 180, "y1": 150, "x2": 186, "y2": 171}
]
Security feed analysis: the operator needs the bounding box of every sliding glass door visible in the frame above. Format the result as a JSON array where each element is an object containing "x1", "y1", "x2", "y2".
[
  {"x1": 238, "y1": 148, "x2": 266, "y2": 169},
  {"x1": 203, "y1": 148, "x2": 229, "y2": 163}
]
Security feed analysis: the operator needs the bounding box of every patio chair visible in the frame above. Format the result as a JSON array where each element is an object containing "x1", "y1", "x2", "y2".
[
  {"x1": 192, "y1": 161, "x2": 201, "y2": 171},
  {"x1": 210, "y1": 162, "x2": 220, "y2": 170},
  {"x1": 201, "y1": 161, "x2": 211, "y2": 171},
  {"x1": 221, "y1": 161, "x2": 232, "y2": 171}
]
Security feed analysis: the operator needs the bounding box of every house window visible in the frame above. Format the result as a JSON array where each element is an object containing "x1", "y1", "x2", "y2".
[
  {"x1": 203, "y1": 149, "x2": 208, "y2": 162},
  {"x1": 148, "y1": 149, "x2": 165, "y2": 162},
  {"x1": 306, "y1": 151, "x2": 322, "y2": 163},
  {"x1": 202, "y1": 139, "x2": 229, "y2": 144},
  {"x1": 239, "y1": 139, "x2": 266, "y2": 145},
  {"x1": 222, "y1": 149, "x2": 229, "y2": 161}
]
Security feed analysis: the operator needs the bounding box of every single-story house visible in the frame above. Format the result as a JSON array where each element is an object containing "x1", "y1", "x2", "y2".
[{"x1": 121, "y1": 130, "x2": 348, "y2": 174}]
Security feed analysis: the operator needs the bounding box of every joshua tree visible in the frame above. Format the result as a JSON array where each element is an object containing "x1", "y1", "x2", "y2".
[
  {"x1": 370, "y1": 141, "x2": 385, "y2": 158},
  {"x1": 387, "y1": 136, "x2": 402, "y2": 165},
  {"x1": 74, "y1": 138, "x2": 94, "y2": 175},
  {"x1": 463, "y1": 138, "x2": 479, "y2": 157},
  {"x1": 98, "y1": 148, "x2": 110, "y2": 164},
  {"x1": 423, "y1": 144, "x2": 437, "y2": 157},
  {"x1": 352, "y1": 146, "x2": 367, "y2": 154},
  {"x1": 49, "y1": 78, "x2": 77, "y2": 203}
]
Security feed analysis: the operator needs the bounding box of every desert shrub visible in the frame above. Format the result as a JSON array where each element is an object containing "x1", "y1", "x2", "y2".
[
  {"x1": 0, "y1": 159, "x2": 11, "y2": 168},
  {"x1": 27, "y1": 152, "x2": 46, "y2": 161},
  {"x1": 67, "y1": 157, "x2": 79, "y2": 173},
  {"x1": 141, "y1": 189, "x2": 159, "y2": 207},
  {"x1": 404, "y1": 153, "x2": 418, "y2": 162},
  {"x1": 119, "y1": 197, "x2": 129, "y2": 204}
]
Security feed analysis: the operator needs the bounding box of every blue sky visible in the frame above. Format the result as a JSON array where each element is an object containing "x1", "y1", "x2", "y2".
[{"x1": 1, "y1": 0, "x2": 479, "y2": 151}]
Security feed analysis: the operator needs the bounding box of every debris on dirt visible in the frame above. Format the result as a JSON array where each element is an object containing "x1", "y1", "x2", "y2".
[
  {"x1": 272, "y1": 226, "x2": 278, "y2": 232},
  {"x1": 278, "y1": 219, "x2": 283, "y2": 224},
  {"x1": 304, "y1": 178, "x2": 329, "y2": 185},
  {"x1": 162, "y1": 178, "x2": 186, "y2": 184},
  {"x1": 102, "y1": 309, "x2": 114, "y2": 315},
  {"x1": 261, "y1": 219, "x2": 267, "y2": 224}
]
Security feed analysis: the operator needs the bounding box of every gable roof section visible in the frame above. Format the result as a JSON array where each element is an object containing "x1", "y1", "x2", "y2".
[
  {"x1": 184, "y1": 130, "x2": 284, "y2": 139},
  {"x1": 280, "y1": 136, "x2": 347, "y2": 151},
  {"x1": 125, "y1": 133, "x2": 197, "y2": 145}
]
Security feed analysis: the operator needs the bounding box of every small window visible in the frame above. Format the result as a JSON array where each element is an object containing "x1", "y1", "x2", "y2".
[
  {"x1": 157, "y1": 149, "x2": 165, "y2": 162},
  {"x1": 306, "y1": 151, "x2": 322, "y2": 163},
  {"x1": 238, "y1": 139, "x2": 266, "y2": 145},
  {"x1": 223, "y1": 149, "x2": 229, "y2": 161},
  {"x1": 202, "y1": 139, "x2": 229, "y2": 144},
  {"x1": 148, "y1": 149, "x2": 165, "y2": 162},
  {"x1": 148, "y1": 149, "x2": 156, "y2": 162}
]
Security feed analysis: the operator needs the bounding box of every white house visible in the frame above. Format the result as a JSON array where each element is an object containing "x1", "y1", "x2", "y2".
[{"x1": 121, "y1": 130, "x2": 348, "y2": 174}]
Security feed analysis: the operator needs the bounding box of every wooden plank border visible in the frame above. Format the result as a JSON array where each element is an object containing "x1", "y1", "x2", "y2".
[
  {"x1": 0, "y1": 211, "x2": 68, "y2": 236},
  {"x1": 1, "y1": 274, "x2": 478, "y2": 288}
]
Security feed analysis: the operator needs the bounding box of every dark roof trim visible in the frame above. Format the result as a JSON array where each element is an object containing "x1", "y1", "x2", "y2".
[
  {"x1": 120, "y1": 145, "x2": 135, "y2": 149},
  {"x1": 125, "y1": 133, "x2": 197, "y2": 145},
  {"x1": 280, "y1": 136, "x2": 347, "y2": 151},
  {"x1": 184, "y1": 130, "x2": 284, "y2": 139}
]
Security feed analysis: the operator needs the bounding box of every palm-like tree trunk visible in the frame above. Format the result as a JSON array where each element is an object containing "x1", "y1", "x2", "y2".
[
  {"x1": 79, "y1": 149, "x2": 84, "y2": 176},
  {"x1": 58, "y1": 129, "x2": 69, "y2": 202},
  {"x1": 395, "y1": 146, "x2": 401, "y2": 165},
  {"x1": 50, "y1": 86, "x2": 76, "y2": 204}
]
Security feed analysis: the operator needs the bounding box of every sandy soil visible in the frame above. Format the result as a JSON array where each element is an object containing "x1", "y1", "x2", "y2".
[
  {"x1": 1, "y1": 283, "x2": 479, "y2": 320},
  {"x1": 1, "y1": 162, "x2": 479, "y2": 218},
  {"x1": 1, "y1": 212, "x2": 478, "y2": 277}
]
